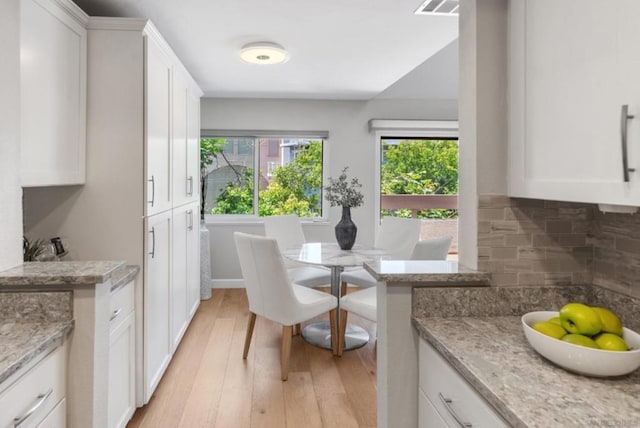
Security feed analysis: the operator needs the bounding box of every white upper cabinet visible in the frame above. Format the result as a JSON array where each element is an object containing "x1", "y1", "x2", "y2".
[
  {"x1": 20, "y1": 0, "x2": 88, "y2": 187},
  {"x1": 173, "y1": 66, "x2": 202, "y2": 208},
  {"x1": 509, "y1": 0, "x2": 640, "y2": 206},
  {"x1": 145, "y1": 36, "x2": 173, "y2": 216}
]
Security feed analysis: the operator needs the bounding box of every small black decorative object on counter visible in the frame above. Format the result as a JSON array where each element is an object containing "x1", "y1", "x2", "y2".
[
  {"x1": 335, "y1": 206, "x2": 357, "y2": 250},
  {"x1": 324, "y1": 167, "x2": 364, "y2": 250}
]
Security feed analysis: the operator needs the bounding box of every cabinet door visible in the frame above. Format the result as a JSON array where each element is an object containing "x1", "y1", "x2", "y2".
[
  {"x1": 509, "y1": 0, "x2": 640, "y2": 205},
  {"x1": 144, "y1": 211, "x2": 172, "y2": 402},
  {"x1": 109, "y1": 312, "x2": 135, "y2": 428},
  {"x1": 145, "y1": 36, "x2": 172, "y2": 215},
  {"x1": 186, "y1": 202, "x2": 200, "y2": 318},
  {"x1": 186, "y1": 86, "x2": 201, "y2": 205},
  {"x1": 20, "y1": 0, "x2": 87, "y2": 187},
  {"x1": 172, "y1": 69, "x2": 190, "y2": 207},
  {"x1": 171, "y1": 205, "x2": 189, "y2": 350}
]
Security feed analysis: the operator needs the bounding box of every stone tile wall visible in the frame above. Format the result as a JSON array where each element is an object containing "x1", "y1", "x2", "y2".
[
  {"x1": 478, "y1": 194, "x2": 640, "y2": 298},
  {"x1": 590, "y1": 210, "x2": 640, "y2": 298},
  {"x1": 477, "y1": 195, "x2": 593, "y2": 287}
]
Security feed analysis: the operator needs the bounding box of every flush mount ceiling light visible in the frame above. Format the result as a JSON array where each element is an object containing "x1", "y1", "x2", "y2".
[
  {"x1": 240, "y1": 42, "x2": 289, "y2": 65},
  {"x1": 414, "y1": 0, "x2": 459, "y2": 16}
]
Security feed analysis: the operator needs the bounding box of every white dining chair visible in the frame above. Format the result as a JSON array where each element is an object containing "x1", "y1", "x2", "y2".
[
  {"x1": 234, "y1": 232, "x2": 338, "y2": 381},
  {"x1": 263, "y1": 214, "x2": 332, "y2": 287},
  {"x1": 340, "y1": 216, "x2": 422, "y2": 289},
  {"x1": 338, "y1": 286, "x2": 377, "y2": 356},
  {"x1": 410, "y1": 236, "x2": 453, "y2": 261}
]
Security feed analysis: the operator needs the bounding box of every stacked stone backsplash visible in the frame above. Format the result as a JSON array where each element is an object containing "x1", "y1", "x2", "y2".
[
  {"x1": 591, "y1": 209, "x2": 640, "y2": 298},
  {"x1": 478, "y1": 194, "x2": 640, "y2": 298},
  {"x1": 478, "y1": 195, "x2": 593, "y2": 287}
]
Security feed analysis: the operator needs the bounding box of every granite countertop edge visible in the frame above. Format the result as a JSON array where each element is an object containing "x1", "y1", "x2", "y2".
[
  {"x1": 0, "y1": 260, "x2": 127, "y2": 287},
  {"x1": 0, "y1": 320, "x2": 74, "y2": 385},
  {"x1": 110, "y1": 265, "x2": 140, "y2": 293},
  {"x1": 412, "y1": 317, "x2": 525, "y2": 427},
  {"x1": 363, "y1": 262, "x2": 491, "y2": 285}
]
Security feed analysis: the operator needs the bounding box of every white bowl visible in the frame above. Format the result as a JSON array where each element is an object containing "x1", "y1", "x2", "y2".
[{"x1": 521, "y1": 311, "x2": 640, "y2": 377}]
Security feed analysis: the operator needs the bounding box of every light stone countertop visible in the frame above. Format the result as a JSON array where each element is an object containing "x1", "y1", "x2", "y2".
[
  {"x1": 364, "y1": 260, "x2": 490, "y2": 285},
  {"x1": 0, "y1": 320, "x2": 73, "y2": 385},
  {"x1": 413, "y1": 316, "x2": 640, "y2": 428},
  {"x1": 0, "y1": 261, "x2": 126, "y2": 287}
]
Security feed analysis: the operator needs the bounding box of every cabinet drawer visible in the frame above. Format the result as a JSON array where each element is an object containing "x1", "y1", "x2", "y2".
[
  {"x1": 419, "y1": 339, "x2": 507, "y2": 428},
  {"x1": 0, "y1": 345, "x2": 65, "y2": 428},
  {"x1": 419, "y1": 388, "x2": 447, "y2": 428},
  {"x1": 36, "y1": 398, "x2": 65, "y2": 428},
  {"x1": 110, "y1": 279, "x2": 134, "y2": 326}
]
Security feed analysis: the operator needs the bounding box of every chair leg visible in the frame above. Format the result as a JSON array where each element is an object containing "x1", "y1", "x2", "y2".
[
  {"x1": 338, "y1": 309, "x2": 348, "y2": 357},
  {"x1": 294, "y1": 323, "x2": 301, "y2": 336},
  {"x1": 329, "y1": 309, "x2": 339, "y2": 355},
  {"x1": 281, "y1": 325, "x2": 293, "y2": 381},
  {"x1": 341, "y1": 281, "x2": 348, "y2": 296},
  {"x1": 243, "y1": 312, "x2": 257, "y2": 359}
]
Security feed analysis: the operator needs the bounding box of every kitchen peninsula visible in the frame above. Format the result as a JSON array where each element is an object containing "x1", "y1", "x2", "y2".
[
  {"x1": 0, "y1": 261, "x2": 139, "y2": 428},
  {"x1": 364, "y1": 260, "x2": 491, "y2": 428}
]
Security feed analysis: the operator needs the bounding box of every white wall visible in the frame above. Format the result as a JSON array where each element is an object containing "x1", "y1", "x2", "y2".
[
  {"x1": 0, "y1": 0, "x2": 24, "y2": 271},
  {"x1": 201, "y1": 97, "x2": 458, "y2": 282},
  {"x1": 458, "y1": 0, "x2": 508, "y2": 269}
]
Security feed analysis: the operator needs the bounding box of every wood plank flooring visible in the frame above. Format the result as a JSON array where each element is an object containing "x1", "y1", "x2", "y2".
[{"x1": 128, "y1": 288, "x2": 377, "y2": 428}]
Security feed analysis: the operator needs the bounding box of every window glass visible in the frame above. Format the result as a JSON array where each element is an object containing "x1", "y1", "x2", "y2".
[{"x1": 201, "y1": 136, "x2": 324, "y2": 218}]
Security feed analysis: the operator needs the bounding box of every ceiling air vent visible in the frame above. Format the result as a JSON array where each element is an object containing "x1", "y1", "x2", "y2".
[{"x1": 414, "y1": 0, "x2": 459, "y2": 16}]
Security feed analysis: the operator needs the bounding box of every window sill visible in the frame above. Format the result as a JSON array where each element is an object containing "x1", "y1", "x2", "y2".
[{"x1": 204, "y1": 215, "x2": 329, "y2": 226}]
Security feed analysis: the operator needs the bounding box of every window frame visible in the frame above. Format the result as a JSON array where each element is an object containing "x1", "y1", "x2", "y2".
[
  {"x1": 371, "y1": 120, "x2": 459, "y2": 229},
  {"x1": 201, "y1": 129, "x2": 330, "y2": 224}
]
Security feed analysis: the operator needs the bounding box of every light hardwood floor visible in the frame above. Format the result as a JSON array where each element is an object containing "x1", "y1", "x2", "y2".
[{"x1": 128, "y1": 288, "x2": 377, "y2": 428}]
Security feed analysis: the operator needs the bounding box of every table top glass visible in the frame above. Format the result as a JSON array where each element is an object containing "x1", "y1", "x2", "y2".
[{"x1": 281, "y1": 242, "x2": 386, "y2": 268}]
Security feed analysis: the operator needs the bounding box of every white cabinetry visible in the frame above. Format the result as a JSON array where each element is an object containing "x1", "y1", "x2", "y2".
[
  {"x1": 171, "y1": 202, "x2": 199, "y2": 349},
  {"x1": 509, "y1": 0, "x2": 640, "y2": 206},
  {"x1": 20, "y1": 0, "x2": 88, "y2": 187},
  {"x1": 146, "y1": 36, "x2": 173, "y2": 216},
  {"x1": 108, "y1": 280, "x2": 136, "y2": 428},
  {"x1": 144, "y1": 211, "x2": 172, "y2": 399},
  {"x1": 0, "y1": 344, "x2": 66, "y2": 428},
  {"x1": 41, "y1": 17, "x2": 203, "y2": 407},
  {"x1": 418, "y1": 338, "x2": 507, "y2": 428}
]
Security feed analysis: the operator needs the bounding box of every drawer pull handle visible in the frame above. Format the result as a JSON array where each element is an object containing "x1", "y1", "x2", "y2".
[
  {"x1": 14, "y1": 388, "x2": 53, "y2": 427},
  {"x1": 438, "y1": 392, "x2": 472, "y2": 428},
  {"x1": 187, "y1": 176, "x2": 194, "y2": 196},
  {"x1": 110, "y1": 308, "x2": 122, "y2": 322}
]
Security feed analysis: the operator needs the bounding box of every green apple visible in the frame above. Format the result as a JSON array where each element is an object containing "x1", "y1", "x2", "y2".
[
  {"x1": 562, "y1": 334, "x2": 600, "y2": 349},
  {"x1": 559, "y1": 303, "x2": 602, "y2": 336},
  {"x1": 592, "y1": 307, "x2": 624, "y2": 336},
  {"x1": 548, "y1": 317, "x2": 562, "y2": 326},
  {"x1": 532, "y1": 321, "x2": 567, "y2": 339},
  {"x1": 593, "y1": 333, "x2": 628, "y2": 351}
]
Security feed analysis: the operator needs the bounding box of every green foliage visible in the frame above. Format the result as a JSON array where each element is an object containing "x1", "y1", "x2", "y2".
[
  {"x1": 381, "y1": 139, "x2": 458, "y2": 219},
  {"x1": 209, "y1": 138, "x2": 459, "y2": 219},
  {"x1": 200, "y1": 138, "x2": 226, "y2": 173},
  {"x1": 212, "y1": 141, "x2": 323, "y2": 217}
]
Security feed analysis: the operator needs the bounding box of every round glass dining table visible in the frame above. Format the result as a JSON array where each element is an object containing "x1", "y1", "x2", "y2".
[{"x1": 281, "y1": 242, "x2": 386, "y2": 353}]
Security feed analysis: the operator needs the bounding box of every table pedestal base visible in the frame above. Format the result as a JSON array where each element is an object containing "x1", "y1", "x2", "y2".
[{"x1": 302, "y1": 321, "x2": 369, "y2": 351}]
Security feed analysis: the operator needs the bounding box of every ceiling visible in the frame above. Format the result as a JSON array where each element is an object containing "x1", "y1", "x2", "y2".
[{"x1": 74, "y1": 0, "x2": 459, "y2": 100}]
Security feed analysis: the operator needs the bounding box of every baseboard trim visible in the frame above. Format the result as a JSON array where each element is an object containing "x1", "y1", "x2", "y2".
[{"x1": 211, "y1": 279, "x2": 245, "y2": 289}]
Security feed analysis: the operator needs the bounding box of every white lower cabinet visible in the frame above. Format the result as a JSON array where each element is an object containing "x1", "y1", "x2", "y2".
[
  {"x1": 0, "y1": 344, "x2": 66, "y2": 428},
  {"x1": 108, "y1": 280, "x2": 136, "y2": 428},
  {"x1": 419, "y1": 338, "x2": 507, "y2": 428},
  {"x1": 144, "y1": 211, "x2": 172, "y2": 402}
]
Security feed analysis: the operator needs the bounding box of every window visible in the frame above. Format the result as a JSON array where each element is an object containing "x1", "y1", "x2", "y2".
[
  {"x1": 201, "y1": 134, "x2": 325, "y2": 218},
  {"x1": 380, "y1": 137, "x2": 459, "y2": 219}
]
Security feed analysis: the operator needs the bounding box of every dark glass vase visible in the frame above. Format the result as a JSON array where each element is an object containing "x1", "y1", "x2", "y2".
[{"x1": 335, "y1": 206, "x2": 357, "y2": 250}]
